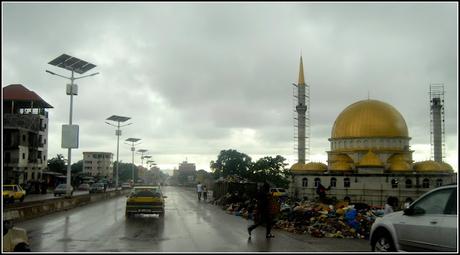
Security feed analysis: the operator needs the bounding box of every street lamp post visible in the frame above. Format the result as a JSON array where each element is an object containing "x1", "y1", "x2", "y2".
[
  {"x1": 137, "y1": 149, "x2": 149, "y2": 167},
  {"x1": 126, "y1": 138, "x2": 141, "y2": 183},
  {"x1": 46, "y1": 54, "x2": 99, "y2": 198},
  {"x1": 106, "y1": 115, "x2": 131, "y2": 189}
]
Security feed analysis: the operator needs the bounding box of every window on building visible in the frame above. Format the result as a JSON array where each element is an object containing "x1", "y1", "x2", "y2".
[
  {"x1": 22, "y1": 134, "x2": 26, "y2": 142},
  {"x1": 330, "y1": 177, "x2": 337, "y2": 187},
  {"x1": 32, "y1": 172, "x2": 35, "y2": 180},
  {"x1": 391, "y1": 178, "x2": 398, "y2": 188},
  {"x1": 24, "y1": 172, "x2": 28, "y2": 180},
  {"x1": 344, "y1": 178, "x2": 350, "y2": 188},
  {"x1": 405, "y1": 179, "x2": 412, "y2": 188},
  {"x1": 314, "y1": 178, "x2": 321, "y2": 188},
  {"x1": 436, "y1": 179, "x2": 443, "y2": 187},
  {"x1": 22, "y1": 153, "x2": 25, "y2": 159},
  {"x1": 423, "y1": 178, "x2": 430, "y2": 188},
  {"x1": 44, "y1": 138, "x2": 47, "y2": 144},
  {"x1": 302, "y1": 178, "x2": 308, "y2": 187}
]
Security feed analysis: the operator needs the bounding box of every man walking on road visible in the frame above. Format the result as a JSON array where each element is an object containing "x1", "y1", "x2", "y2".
[
  {"x1": 196, "y1": 182, "x2": 203, "y2": 201},
  {"x1": 247, "y1": 182, "x2": 275, "y2": 239}
]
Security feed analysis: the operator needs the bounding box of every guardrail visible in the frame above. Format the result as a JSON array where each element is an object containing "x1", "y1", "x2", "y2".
[{"x1": 4, "y1": 189, "x2": 132, "y2": 223}]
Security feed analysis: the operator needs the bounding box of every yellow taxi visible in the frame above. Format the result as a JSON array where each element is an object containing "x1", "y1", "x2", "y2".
[
  {"x1": 125, "y1": 185, "x2": 167, "y2": 217},
  {"x1": 3, "y1": 184, "x2": 26, "y2": 203}
]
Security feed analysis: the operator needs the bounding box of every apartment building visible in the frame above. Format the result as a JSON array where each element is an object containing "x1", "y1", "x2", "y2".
[
  {"x1": 82, "y1": 152, "x2": 113, "y2": 179},
  {"x1": 3, "y1": 84, "x2": 53, "y2": 184}
]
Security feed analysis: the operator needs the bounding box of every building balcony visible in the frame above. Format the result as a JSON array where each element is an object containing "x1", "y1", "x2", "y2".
[{"x1": 3, "y1": 113, "x2": 41, "y2": 132}]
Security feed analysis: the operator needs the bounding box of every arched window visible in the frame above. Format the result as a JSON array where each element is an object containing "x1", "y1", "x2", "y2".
[
  {"x1": 302, "y1": 178, "x2": 308, "y2": 187},
  {"x1": 344, "y1": 178, "x2": 350, "y2": 188},
  {"x1": 436, "y1": 179, "x2": 443, "y2": 187},
  {"x1": 405, "y1": 179, "x2": 412, "y2": 188},
  {"x1": 330, "y1": 177, "x2": 337, "y2": 187},
  {"x1": 422, "y1": 178, "x2": 430, "y2": 188},
  {"x1": 391, "y1": 178, "x2": 398, "y2": 188},
  {"x1": 314, "y1": 178, "x2": 321, "y2": 188}
]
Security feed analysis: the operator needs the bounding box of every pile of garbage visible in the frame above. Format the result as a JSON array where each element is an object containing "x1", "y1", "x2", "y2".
[
  {"x1": 214, "y1": 194, "x2": 382, "y2": 240},
  {"x1": 274, "y1": 200, "x2": 380, "y2": 239}
]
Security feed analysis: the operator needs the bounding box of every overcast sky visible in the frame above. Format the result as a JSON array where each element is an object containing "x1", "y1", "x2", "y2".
[{"x1": 2, "y1": 2, "x2": 458, "y2": 173}]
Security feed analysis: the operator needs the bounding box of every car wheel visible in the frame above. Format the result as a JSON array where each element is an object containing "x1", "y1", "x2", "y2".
[
  {"x1": 20, "y1": 195, "x2": 25, "y2": 202},
  {"x1": 14, "y1": 243, "x2": 31, "y2": 252},
  {"x1": 372, "y1": 230, "x2": 396, "y2": 252},
  {"x1": 159, "y1": 211, "x2": 165, "y2": 217},
  {"x1": 126, "y1": 212, "x2": 132, "y2": 218}
]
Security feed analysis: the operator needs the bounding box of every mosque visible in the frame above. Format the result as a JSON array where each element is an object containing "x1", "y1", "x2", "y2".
[{"x1": 288, "y1": 57, "x2": 456, "y2": 207}]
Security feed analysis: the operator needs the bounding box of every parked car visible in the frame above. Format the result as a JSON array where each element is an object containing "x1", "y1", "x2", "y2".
[
  {"x1": 53, "y1": 184, "x2": 74, "y2": 196},
  {"x1": 78, "y1": 183, "x2": 90, "y2": 191},
  {"x1": 370, "y1": 184, "x2": 457, "y2": 252},
  {"x1": 270, "y1": 187, "x2": 288, "y2": 197},
  {"x1": 3, "y1": 220, "x2": 30, "y2": 251},
  {"x1": 89, "y1": 183, "x2": 105, "y2": 193},
  {"x1": 3, "y1": 184, "x2": 26, "y2": 203},
  {"x1": 125, "y1": 185, "x2": 167, "y2": 217},
  {"x1": 121, "y1": 182, "x2": 132, "y2": 189}
]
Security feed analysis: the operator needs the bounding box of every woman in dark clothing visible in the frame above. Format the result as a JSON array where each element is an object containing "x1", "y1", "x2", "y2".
[{"x1": 247, "y1": 182, "x2": 275, "y2": 238}]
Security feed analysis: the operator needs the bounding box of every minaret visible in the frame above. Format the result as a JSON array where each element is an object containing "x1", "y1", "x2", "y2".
[
  {"x1": 295, "y1": 56, "x2": 307, "y2": 164},
  {"x1": 430, "y1": 84, "x2": 445, "y2": 162}
]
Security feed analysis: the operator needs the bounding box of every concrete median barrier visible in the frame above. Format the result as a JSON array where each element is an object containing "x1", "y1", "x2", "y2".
[{"x1": 4, "y1": 189, "x2": 131, "y2": 223}]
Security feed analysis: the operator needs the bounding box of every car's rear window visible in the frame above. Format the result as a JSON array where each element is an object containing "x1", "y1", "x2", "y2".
[{"x1": 133, "y1": 188, "x2": 161, "y2": 197}]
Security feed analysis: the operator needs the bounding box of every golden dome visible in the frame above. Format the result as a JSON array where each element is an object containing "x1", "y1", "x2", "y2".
[
  {"x1": 304, "y1": 162, "x2": 328, "y2": 171},
  {"x1": 359, "y1": 150, "x2": 383, "y2": 167},
  {"x1": 439, "y1": 162, "x2": 454, "y2": 172},
  {"x1": 330, "y1": 154, "x2": 354, "y2": 163},
  {"x1": 413, "y1": 160, "x2": 441, "y2": 172},
  {"x1": 331, "y1": 100, "x2": 408, "y2": 139},
  {"x1": 389, "y1": 160, "x2": 411, "y2": 172},
  {"x1": 387, "y1": 154, "x2": 406, "y2": 163},
  {"x1": 330, "y1": 162, "x2": 353, "y2": 171},
  {"x1": 291, "y1": 162, "x2": 326, "y2": 172}
]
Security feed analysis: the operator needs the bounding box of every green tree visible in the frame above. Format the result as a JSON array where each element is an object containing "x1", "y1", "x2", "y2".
[
  {"x1": 47, "y1": 154, "x2": 66, "y2": 174},
  {"x1": 114, "y1": 161, "x2": 139, "y2": 182},
  {"x1": 71, "y1": 160, "x2": 83, "y2": 173},
  {"x1": 210, "y1": 149, "x2": 252, "y2": 179},
  {"x1": 249, "y1": 155, "x2": 291, "y2": 188}
]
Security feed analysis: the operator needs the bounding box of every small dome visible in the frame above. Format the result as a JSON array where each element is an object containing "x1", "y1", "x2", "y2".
[
  {"x1": 359, "y1": 150, "x2": 383, "y2": 167},
  {"x1": 291, "y1": 162, "x2": 326, "y2": 173},
  {"x1": 439, "y1": 162, "x2": 454, "y2": 172},
  {"x1": 387, "y1": 154, "x2": 406, "y2": 163},
  {"x1": 389, "y1": 160, "x2": 411, "y2": 172},
  {"x1": 330, "y1": 162, "x2": 353, "y2": 171},
  {"x1": 413, "y1": 160, "x2": 441, "y2": 172},
  {"x1": 330, "y1": 154, "x2": 354, "y2": 163},
  {"x1": 304, "y1": 162, "x2": 328, "y2": 171}
]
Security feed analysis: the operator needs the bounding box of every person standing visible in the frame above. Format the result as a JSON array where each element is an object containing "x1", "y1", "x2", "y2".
[
  {"x1": 202, "y1": 185, "x2": 208, "y2": 201},
  {"x1": 384, "y1": 196, "x2": 398, "y2": 215},
  {"x1": 196, "y1": 182, "x2": 203, "y2": 201},
  {"x1": 247, "y1": 182, "x2": 275, "y2": 238}
]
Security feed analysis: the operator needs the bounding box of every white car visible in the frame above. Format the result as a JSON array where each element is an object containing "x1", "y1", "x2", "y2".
[{"x1": 369, "y1": 184, "x2": 457, "y2": 252}]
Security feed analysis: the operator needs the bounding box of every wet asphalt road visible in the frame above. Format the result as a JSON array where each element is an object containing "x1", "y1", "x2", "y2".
[{"x1": 17, "y1": 186, "x2": 371, "y2": 252}]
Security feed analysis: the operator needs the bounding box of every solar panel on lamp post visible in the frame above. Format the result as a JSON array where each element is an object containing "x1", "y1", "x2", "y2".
[
  {"x1": 126, "y1": 138, "x2": 141, "y2": 183},
  {"x1": 105, "y1": 115, "x2": 131, "y2": 189},
  {"x1": 46, "y1": 54, "x2": 99, "y2": 198}
]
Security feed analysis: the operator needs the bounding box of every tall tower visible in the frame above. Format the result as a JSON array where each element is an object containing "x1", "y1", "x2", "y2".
[
  {"x1": 293, "y1": 56, "x2": 310, "y2": 163},
  {"x1": 430, "y1": 84, "x2": 446, "y2": 162}
]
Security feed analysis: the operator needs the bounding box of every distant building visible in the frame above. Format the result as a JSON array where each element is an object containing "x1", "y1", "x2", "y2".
[
  {"x1": 3, "y1": 84, "x2": 53, "y2": 184},
  {"x1": 178, "y1": 160, "x2": 196, "y2": 172},
  {"x1": 82, "y1": 152, "x2": 113, "y2": 179}
]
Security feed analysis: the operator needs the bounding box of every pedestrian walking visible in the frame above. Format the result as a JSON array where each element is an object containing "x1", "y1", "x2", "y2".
[
  {"x1": 247, "y1": 182, "x2": 276, "y2": 238},
  {"x1": 202, "y1": 185, "x2": 208, "y2": 201},
  {"x1": 384, "y1": 196, "x2": 398, "y2": 215},
  {"x1": 196, "y1": 182, "x2": 203, "y2": 201}
]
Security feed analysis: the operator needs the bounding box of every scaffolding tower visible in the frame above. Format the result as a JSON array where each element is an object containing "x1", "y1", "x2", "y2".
[{"x1": 429, "y1": 83, "x2": 446, "y2": 162}]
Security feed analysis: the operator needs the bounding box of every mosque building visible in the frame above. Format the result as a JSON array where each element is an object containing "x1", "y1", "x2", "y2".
[{"x1": 289, "y1": 57, "x2": 456, "y2": 207}]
